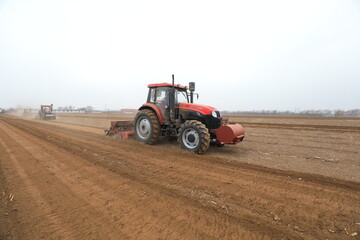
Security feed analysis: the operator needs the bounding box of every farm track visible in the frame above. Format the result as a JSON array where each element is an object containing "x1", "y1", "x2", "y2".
[{"x1": 0, "y1": 115, "x2": 359, "y2": 240}]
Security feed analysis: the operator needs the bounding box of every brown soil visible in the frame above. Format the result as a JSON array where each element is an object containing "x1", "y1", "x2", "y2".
[{"x1": 0, "y1": 114, "x2": 359, "y2": 240}]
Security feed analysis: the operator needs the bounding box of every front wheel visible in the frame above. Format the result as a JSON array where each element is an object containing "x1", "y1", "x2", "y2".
[{"x1": 178, "y1": 120, "x2": 210, "y2": 154}]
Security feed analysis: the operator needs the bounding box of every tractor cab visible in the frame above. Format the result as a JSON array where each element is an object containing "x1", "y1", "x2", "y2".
[
  {"x1": 145, "y1": 83, "x2": 189, "y2": 124},
  {"x1": 41, "y1": 105, "x2": 53, "y2": 113}
]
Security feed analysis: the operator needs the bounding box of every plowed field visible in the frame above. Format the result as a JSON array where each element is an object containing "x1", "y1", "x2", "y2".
[{"x1": 1, "y1": 114, "x2": 359, "y2": 240}]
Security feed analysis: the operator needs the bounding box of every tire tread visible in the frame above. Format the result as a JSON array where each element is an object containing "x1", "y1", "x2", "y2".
[
  {"x1": 134, "y1": 109, "x2": 161, "y2": 145},
  {"x1": 178, "y1": 120, "x2": 210, "y2": 154}
]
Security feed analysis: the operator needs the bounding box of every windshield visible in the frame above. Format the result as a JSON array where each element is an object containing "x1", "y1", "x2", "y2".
[{"x1": 176, "y1": 89, "x2": 188, "y2": 103}]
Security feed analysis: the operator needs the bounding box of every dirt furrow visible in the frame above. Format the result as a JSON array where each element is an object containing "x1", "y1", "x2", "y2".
[
  {"x1": 0, "y1": 118, "x2": 293, "y2": 239},
  {"x1": 0, "y1": 136, "x2": 76, "y2": 240},
  {"x1": 2, "y1": 123, "x2": 239, "y2": 239}
]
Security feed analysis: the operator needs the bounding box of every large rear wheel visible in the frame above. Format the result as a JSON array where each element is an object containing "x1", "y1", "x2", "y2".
[
  {"x1": 178, "y1": 120, "x2": 210, "y2": 154},
  {"x1": 134, "y1": 109, "x2": 160, "y2": 145}
]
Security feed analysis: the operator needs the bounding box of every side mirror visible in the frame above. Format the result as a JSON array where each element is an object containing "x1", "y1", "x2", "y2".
[{"x1": 189, "y1": 82, "x2": 195, "y2": 91}]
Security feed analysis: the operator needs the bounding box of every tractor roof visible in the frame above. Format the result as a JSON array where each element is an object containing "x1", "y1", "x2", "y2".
[
  {"x1": 41, "y1": 105, "x2": 52, "y2": 107},
  {"x1": 147, "y1": 83, "x2": 187, "y2": 90}
]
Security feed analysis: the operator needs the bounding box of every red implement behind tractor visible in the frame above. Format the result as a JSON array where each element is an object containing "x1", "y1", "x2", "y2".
[
  {"x1": 105, "y1": 75, "x2": 245, "y2": 154},
  {"x1": 105, "y1": 121, "x2": 134, "y2": 139}
]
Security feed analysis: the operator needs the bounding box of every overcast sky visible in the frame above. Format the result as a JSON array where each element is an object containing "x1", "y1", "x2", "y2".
[{"x1": 1, "y1": 0, "x2": 359, "y2": 111}]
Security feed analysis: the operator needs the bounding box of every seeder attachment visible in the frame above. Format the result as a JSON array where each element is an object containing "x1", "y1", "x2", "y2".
[{"x1": 104, "y1": 121, "x2": 134, "y2": 139}]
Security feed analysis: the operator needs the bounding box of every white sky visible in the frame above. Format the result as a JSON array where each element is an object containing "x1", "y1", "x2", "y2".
[{"x1": 1, "y1": 0, "x2": 359, "y2": 111}]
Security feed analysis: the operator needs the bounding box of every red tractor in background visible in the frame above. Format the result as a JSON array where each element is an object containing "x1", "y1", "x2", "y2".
[
  {"x1": 37, "y1": 104, "x2": 56, "y2": 120},
  {"x1": 106, "y1": 75, "x2": 245, "y2": 154}
]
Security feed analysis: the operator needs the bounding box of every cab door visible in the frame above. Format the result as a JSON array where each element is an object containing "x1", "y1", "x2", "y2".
[{"x1": 154, "y1": 87, "x2": 170, "y2": 124}]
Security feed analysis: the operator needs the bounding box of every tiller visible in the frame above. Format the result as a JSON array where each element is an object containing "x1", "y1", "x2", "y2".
[{"x1": 104, "y1": 121, "x2": 134, "y2": 139}]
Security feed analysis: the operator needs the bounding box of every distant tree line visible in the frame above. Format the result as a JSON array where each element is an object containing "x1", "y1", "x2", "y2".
[
  {"x1": 221, "y1": 109, "x2": 360, "y2": 117},
  {"x1": 55, "y1": 105, "x2": 95, "y2": 113},
  {"x1": 3, "y1": 105, "x2": 95, "y2": 113},
  {"x1": 3, "y1": 106, "x2": 360, "y2": 117}
]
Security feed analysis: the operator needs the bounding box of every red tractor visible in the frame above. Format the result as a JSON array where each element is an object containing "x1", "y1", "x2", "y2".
[
  {"x1": 106, "y1": 75, "x2": 245, "y2": 154},
  {"x1": 37, "y1": 104, "x2": 56, "y2": 120}
]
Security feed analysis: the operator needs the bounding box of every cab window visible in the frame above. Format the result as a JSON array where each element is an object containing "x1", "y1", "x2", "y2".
[
  {"x1": 176, "y1": 90, "x2": 188, "y2": 103},
  {"x1": 149, "y1": 88, "x2": 156, "y2": 102},
  {"x1": 156, "y1": 88, "x2": 167, "y2": 102}
]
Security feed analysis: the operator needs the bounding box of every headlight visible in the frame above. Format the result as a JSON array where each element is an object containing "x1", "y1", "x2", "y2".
[{"x1": 211, "y1": 111, "x2": 217, "y2": 118}]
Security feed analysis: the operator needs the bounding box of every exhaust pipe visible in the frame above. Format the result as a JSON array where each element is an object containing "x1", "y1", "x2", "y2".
[
  {"x1": 169, "y1": 74, "x2": 175, "y2": 123},
  {"x1": 189, "y1": 82, "x2": 195, "y2": 103}
]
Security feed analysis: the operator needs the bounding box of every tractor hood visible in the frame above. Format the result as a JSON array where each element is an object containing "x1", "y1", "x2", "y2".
[{"x1": 178, "y1": 103, "x2": 218, "y2": 115}]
